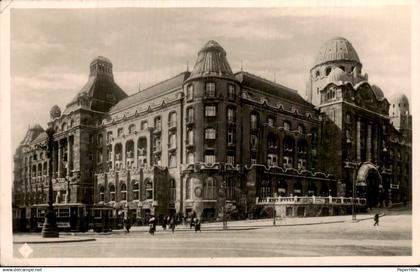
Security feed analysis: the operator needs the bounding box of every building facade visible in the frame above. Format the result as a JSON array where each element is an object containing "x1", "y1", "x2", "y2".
[{"x1": 13, "y1": 38, "x2": 411, "y2": 226}]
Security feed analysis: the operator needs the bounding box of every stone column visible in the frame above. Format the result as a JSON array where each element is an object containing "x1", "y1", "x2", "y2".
[
  {"x1": 356, "y1": 118, "x2": 361, "y2": 162},
  {"x1": 67, "y1": 137, "x2": 71, "y2": 177},
  {"x1": 57, "y1": 140, "x2": 62, "y2": 178},
  {"x1": 367, "y1": 123, "x2": 372, "y2": 161}
]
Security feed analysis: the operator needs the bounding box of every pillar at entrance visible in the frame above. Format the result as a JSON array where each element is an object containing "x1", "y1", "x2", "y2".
[{"x1": 367, "y1": 123, "x2": 372, "y2": 161}]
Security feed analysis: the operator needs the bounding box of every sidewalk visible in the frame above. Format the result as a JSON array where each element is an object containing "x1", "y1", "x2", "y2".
[{"x1": 13, "y1": 234, "x2": 95, "y2": 244}]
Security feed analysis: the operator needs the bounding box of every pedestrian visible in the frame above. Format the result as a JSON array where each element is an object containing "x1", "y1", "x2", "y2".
[
  {"x1": 194, "y1": 218, "x2": 201, "y2": 232},
  {"x1": 373, "y1": 213, "x2": 379, "y2": 226},
  {"x1": 169, "y1": 216, "x2": 176, "y2": 233},
  {"x1": 190, "y1": 215, "x2": 195, "y2": 229},
  {"x1": 123, "y1": 216, "x2": 131, "y2": 233},
  {"x1": 149, "y1": 215, "x2": 156, "y2": 235},
  {"x1": 162, "y1": 216, "x2": 167, "y2": 231}
]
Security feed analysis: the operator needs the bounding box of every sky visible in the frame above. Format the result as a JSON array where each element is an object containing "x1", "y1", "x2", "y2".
[{"x1": 10, "y1": 6, "x2": 411, "y2": 151}]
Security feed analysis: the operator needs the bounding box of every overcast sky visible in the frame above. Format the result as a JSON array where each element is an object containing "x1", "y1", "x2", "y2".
[{"x1": 11, "y1": 6, "x2": 411, "y2": 151}]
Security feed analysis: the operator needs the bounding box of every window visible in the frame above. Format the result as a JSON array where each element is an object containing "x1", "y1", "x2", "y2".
[
  {"x1": 62, "y1": 123, "x2": 67, "y2": 131},
  {"x1": 117, "y1": 128, "x2": 123, "y2": 137},
  {"x1": 297, "y1": 159, "x2": 306, "y2": 170},
  {"x1": 128, "y1": 124, "x2": 135, "y2": 134},
  {"x1": 227, "y1": 129, "x2": 234, "y2": 144},
  {"x1": 228, "y1": 84, "x2": 235, "y2": 99},
  {"x1": 260, "y1": 180, "x2": 271, "y2": 198},
  {"x1": 98, "y1": 134, "x2": 103, "y2": 145},
  {"x1": 283, "y1": 156, "x2": 293, "y2": 168},
  {"x1": 205, "y1": 128, "x2": 216, "y2": 140},
  {"x1": 186, "y1": 178, "x2": 191, "y2": 199},
  {"x1": 187, "y1": 152, "x2": 195, "y2": 164},
  {"x1": 204, "y1": 177, "x2": 216, "y2": 200},
  {"x1": 186, "y1": 84, "x2": 194, "y2": 100},
  {"x1": 267, "y1": 154, "x2": 278, "y2": 166},
  {"x1": 251, "y1": 135, "x2": 258, "y2": 149},
  {"x1": 154, "y1": 116, "x2": 162, "y2": 130},
  {"x1": 298, "y1": 124, "x2": 305, "y2": 135},
  {"x1": 187, "y1": 107, "x2": 194, "y2": 123},
  {"x1": 227, "y1": 107, "x2": 235, "y2": 123},
  {"x1": 109, "y1": 184, "x2": 116, "y2": 201},
  {"x1": 250, "y1": 113, "x2": 258, "y2": 129},
  {"x1": 107, "y1": 131, "x2": 113, "y2": 143},
  {"x1": 326, "y1": 67, "x2": 332, "y2": 76},
  {"x1": 187, "y1": 129, "x2": 194, "y2": 145},
  {"x1": 169, "y1": 133, "x2": 177, "y2": 149},
  {"x1": 267, "y1": 117, "x2": 275, "y2": 127},
  {"x1": 169, "y1": 154, "x2": 177, "y2": 168},
  {"x1": 98, "y1": 151, "x2": 103, "y2": 164},
  {"x1": 120, "y1": 183, "x2": 127, "y2": 201},
  {"x1": 227, "y1": 150, "x2": 235, "y2": 165},
  {"x1": 283, "y1": 121, "x2": 291, "y2": 131},
  {"x1": 205, "y1": 150, "x2": 216, "y2": 164},
  {"x1": 168, "y1": 112, "x2": 177, "y2": 128},
  {"x1": 169, "y1": 179, "x2": 176, "y2": 202},
  {"x1": 90, "y1": 134, "x2": 94, "y2": 144},
  {"x1": 315, "y1": 70, "x2": 320, "y2": 78},
  {"x1": 132, "y1": 181, "x2": 140, "y2": 200},
  {"x1": 205, "y1": 105, "x2": 216, "y2": 117},
  {"x1": 141, "y1": 121, "x2": 148, "y2": 130},
  {"x1": 205, "y1": 82, "x2": 216, "y2": 97},
  {"x1": 145, "y1": 179, "x2": 153, "y2": 200},
  {"x1": 99, "y1": 186, "x2": 105, "y2": 202},
  {"x1": 346, "y1": 113, "x2": 352, "y2": 123}
]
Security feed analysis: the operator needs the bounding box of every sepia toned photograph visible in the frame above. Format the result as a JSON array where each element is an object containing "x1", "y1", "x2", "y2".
[{"x1": 1, "y1": 0, "x2": 418, "y2": 267}]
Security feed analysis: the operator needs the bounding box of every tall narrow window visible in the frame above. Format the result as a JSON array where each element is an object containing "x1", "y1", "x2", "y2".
[
  {"x1": 298, "y1": 124, "x2": 305, "y2": 135},
  {"x1": 187, "y1": 107, "x2": 194, "y2": 123},
  {"x1": 169, "y1": 133, "x2": 177, "y2": 149},
  {"x1": 169, "y1": 179, "x2": 176, "y2": 202},
  {"x1": 250, "y1": 113, "x2": 258, "y2": 129},
  {"x1": 186, "y1": 84, "x2": 194, "y2": 100},
  {"x1": 99, "y1": 186, "x2": 105, "y2": 202},
  {"x1": 204, "y1": 177, "x2": 216, "y2": 200},
  {"x1": 187, "y1": 129, "x2": 194, "y2": 145},
  {"x1": 267, "y1": 116, "x2": 275, "y2": 127},
  {"x1": 141, "y1": 121, "x2": 148, "y2": 130},
  {"x1": 186, "y1": 178, "x2": 191, "y2": 199},
  {"x1": 205, "y1": 150, "x2": 216, "y2": 164},
  {"x1": 227, "y1": 150, "x2": 235, "y2": 165},
  {"x1": 145, "y1": 179, "x2": 153, "y2": 200},
  {"x1": 205, "y1": 82, "x2": 216, "y2": 97},
  {"x1": 187, "y1": 152, "x2": 195, "y2": 164},
  {"x1": 227, "y1": 107, "x2": 235, "y2": 123},
  {"x1": 169, "y1": 154, "x2": 177, "y2": 168},
  {"x1": 227, "y1": 129, "x2": 234, "y2": 144},
  {"x1": 205, "y1": 128, "x2": 216, "y2": 140},
  {"x1": 228, "y1": 84, "x2": 235, "y2": 99},
  {"x1": 283, "y1": 121, "x2": 291, "y2": 131},
  {"x1": 109, "y1": 184, "x2": 116, "y2": 202},
  {"x1": 132, "y1": 180, "x2": 140, "y2": 200},
  {"x1": 120, "y1": 183, "x2": 127, "y2": 201},
  {"x1": 168, "y1": 112, "x2": 177, "y2": 128}
]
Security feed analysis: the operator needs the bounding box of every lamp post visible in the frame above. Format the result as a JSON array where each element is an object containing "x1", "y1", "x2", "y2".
[{"x1": 41, "y1": 127, "x2": 59, "y2": 238}]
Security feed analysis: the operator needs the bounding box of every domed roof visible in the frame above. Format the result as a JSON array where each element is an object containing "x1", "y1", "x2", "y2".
[
  {"x1": 188, "y1": 40, "x2": 234, "y2": 81},
  {"x1": 371, "y1": 85, "x2": 385, "y2": 100},
  {"x1": 390, "y1": 93, "x2": 410, "y2": 108},
  {"x1": 90, "y1": 56, "x2": 112, "y2": 64},
  {"x1": 50, "y1": 105, "x2": 61, "y2": 119},
  {"x1": 314, "y1": 37, "x2": 361, "y2": 67}
]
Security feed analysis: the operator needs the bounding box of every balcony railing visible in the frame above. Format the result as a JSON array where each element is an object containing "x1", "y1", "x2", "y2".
[{"x1": 256, "y1": 196, "x2": 367, "y2": 206}]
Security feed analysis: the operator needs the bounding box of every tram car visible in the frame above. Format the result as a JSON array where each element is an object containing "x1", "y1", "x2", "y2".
[
  {"x1": 90, "y1": 205, "x2": 124, "y2": 232},
  {"x1": 32, "y1": 203, "x2": 89, "y2": 232}
]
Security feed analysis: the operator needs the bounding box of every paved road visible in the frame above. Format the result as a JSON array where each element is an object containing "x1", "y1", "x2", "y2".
[{"x1": 13, "y1": 214, "x2": 411, "y2": 258}]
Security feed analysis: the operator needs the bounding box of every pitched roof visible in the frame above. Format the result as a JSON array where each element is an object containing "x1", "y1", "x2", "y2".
[
  {"x1": 110, "y1": 72, "x2": 190, "y2": 113},
  {"x1": 235, "y1": 71, "x2": 311, "y2": 106}
]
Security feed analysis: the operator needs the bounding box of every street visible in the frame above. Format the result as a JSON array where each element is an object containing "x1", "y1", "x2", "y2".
[{"x1": 13, "y1": 213, "x2": 411, "y2": 258}]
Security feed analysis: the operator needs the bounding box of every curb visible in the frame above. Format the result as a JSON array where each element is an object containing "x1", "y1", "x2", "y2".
[{"x1": 13, "y1": 238, "x2": 96, "y2": 244}]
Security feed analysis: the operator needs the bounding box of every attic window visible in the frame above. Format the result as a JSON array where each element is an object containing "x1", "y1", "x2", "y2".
[
  {"x1": 326, "y1": 67, "x2": 332, "y2": 76},
  {"x1": 315, "y1": 71, "x2": 320, "y2": 78}
]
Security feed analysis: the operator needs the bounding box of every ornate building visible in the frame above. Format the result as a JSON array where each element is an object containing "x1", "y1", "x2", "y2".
[{"x1": 13, "y1": 38, "x2": 411, "y2": 227}]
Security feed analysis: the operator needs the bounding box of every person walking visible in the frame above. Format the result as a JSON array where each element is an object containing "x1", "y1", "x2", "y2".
[
  {"x1": 149, "y1": 215, "x2": 156, "y2": 235},
  {"x1": 373, "y1": 213, "x2": 379, "y2": 227},
  {"x1": 124, "y1": 216, "x2": 131, "y2": 233},
  {"x1": 162, "y1": 216, "x2": 167, "y2": 231},
  {"x1": 194, "y1": 218, "x2": 201, "y2": 233},
  {"x1": 169, "y1": 216, "x2": 176, "y2": 233}
]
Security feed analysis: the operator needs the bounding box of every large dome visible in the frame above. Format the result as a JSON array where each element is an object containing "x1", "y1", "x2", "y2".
[{"x1": 314, "y1": 37, "x2": 361, "y2": 67}]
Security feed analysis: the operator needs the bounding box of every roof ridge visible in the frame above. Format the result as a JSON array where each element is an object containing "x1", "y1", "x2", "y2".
[
  {"x1": 236, "y1": 71, "x2": 298, "y2": 94},
  {"x1": 139, "y1": 71, "x2": 189, "y2": 93}
]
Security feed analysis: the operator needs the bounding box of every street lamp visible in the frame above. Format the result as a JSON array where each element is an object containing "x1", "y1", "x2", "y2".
[{"x1": 41, "y1": 127, "x2": 59, "y2": 238}]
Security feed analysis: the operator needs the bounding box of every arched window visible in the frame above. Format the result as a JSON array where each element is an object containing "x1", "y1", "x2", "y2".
[
  {"x1": 145, "y1": 179, "x2": 153, "y2": 200},
  {"x1": 109, "y1": 184, "x2": 116, "y2": 201},
  {"x1": 204, "y1": 177, "x2": 216, "y2": 200},
  {"x1": 250, "y1": 112, "x2": 259, "y2": 129},
  {"x1": 187, "y1": 152, "x2": 195, "y2": 164},
  {"x1": 132, "y1": 180, "x2": 140, "y2": 200},
  {"x1": 315, "y1": 70, "x2": 320, "y2": 78},
  {"x1": 120, "y1": 183, "x2": 127, "y2": 201},
  {"x1": 326, "y1": 67, "x2": 332, "y2": 76},
  {"x1": 169, "y1": 179, "x2": 176, "y2": 202}
]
